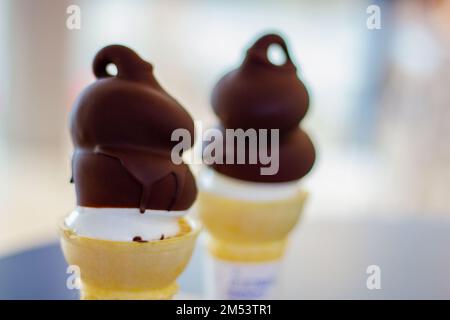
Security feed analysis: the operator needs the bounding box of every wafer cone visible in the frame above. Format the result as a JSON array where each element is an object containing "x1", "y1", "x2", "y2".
[
  {"x1": 60, "y1": 218, "x2": 200, "y2": 300},
  {"x1": 199, "y1": 189, "x2": 307, "y2": 260},
  {"x1": 198, "y1": 189, "x2": 307, "y2": 299}
]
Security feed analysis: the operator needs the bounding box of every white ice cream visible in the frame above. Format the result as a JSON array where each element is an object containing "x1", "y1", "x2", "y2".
[
  {"x1": 198, "y1": 167, "x2": 300, "y2": 201},
  {"x1": 65, "y1": 206, "x2": 188, "y2": 242}
]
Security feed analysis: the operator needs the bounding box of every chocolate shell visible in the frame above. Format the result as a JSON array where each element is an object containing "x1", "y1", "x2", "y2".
[
  {"x1": 70, "y1": 45, "x2": 197, "y2": 212},
  {"x1": 208, "y1": 34, "x2": 315, "y2": 182}
]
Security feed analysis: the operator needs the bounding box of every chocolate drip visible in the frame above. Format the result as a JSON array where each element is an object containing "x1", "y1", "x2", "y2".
[
  {"x1": 94, "y1": 146, "x2": 188, "y2": 213},
  {"x1": 70, "y1": 45, "x2": 197, "y2": 211},
  {"x1": 208, "y1": 34, "x2": 316, "y2": 182}
]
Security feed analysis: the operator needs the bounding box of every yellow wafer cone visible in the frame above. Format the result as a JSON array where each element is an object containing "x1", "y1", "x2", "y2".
[
  {"x1": 199, "y1": 188, "x2": 307, "y2": 299},
  {"x1": 199, "y1": 189, "x2": 307, "y2": 261},
  {"x1": 60, "y1": 217, "x2": 200, "y2": 300}
]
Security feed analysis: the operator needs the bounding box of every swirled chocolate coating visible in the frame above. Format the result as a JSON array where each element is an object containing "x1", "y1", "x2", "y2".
[
  {"x1": 209, "y1": 34, "x2": 315, "y2": 182},
  {"x1": 70, "y1": 45, "x2": 197, "y2": 212}
]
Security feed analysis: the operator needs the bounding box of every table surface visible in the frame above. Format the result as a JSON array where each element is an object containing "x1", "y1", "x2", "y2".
[{"x1": 1, "y1": 215, "x2": 450, "y2": 299}]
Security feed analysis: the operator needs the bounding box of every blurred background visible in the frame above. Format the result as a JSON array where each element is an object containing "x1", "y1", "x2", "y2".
[{"x1": 0, "y1": 0, "x2": 450, "y2": 298}]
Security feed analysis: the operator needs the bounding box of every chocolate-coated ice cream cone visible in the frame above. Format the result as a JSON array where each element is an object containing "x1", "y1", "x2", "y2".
[
  {"x1": 61, "y1": 45, "x2": 199, "y2": 300},
  {"x1": 200, "y1": 33, "x2": 315, "y2": 299}
]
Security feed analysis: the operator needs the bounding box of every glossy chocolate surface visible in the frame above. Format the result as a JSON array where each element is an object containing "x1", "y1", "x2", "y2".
[
  {"x1": 209, "y1": 34, "x2": 315, "y2": 182},
  {"x1": 70, "y1": 45, "x2": 197, "y2": 211}
]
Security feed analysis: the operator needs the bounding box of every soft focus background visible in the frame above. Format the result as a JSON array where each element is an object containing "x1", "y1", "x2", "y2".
[{"x1": 0, "y1": 0, "x2": 450, "y2": 298}]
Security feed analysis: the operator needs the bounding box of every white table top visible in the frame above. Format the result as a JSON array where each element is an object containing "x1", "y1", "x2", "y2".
[
  {"x1": 273, "y1": 214, "x2": 450, "y2": 299},
  {"x1": 1, "y1": 214, "x2": 449, "y2": 299}
]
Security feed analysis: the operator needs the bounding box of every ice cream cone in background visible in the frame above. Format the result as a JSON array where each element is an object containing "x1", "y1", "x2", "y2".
[
  {"x1": 198, "y1": 34, "x2": 315, "y2": 299},
  {"x1": 60, "y1": 45, "x2": 199, "y2": 300}
]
